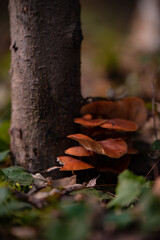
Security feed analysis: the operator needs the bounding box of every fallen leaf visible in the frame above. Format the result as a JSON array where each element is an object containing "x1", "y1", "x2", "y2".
[
  {"x1": 52, "y1": 175, "x2": 77, "y2": 188},
  {"x1": 32, "y1": 173, "x2": 50, "y2": 189},
  {"x1": 28, "y1": 188, "x2": 61, "y2": 208},
  {"x1": 86, "y1": 175, "x2": 100, "y2": 187},
  {"x1": 63, "y1": 184, "x2": 83, "y2": 194},
  {"x1": 11, "y1": 227, "x2": 37, "y2": 239}
]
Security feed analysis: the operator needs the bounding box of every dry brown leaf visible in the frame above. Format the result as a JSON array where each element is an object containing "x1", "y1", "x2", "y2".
[
  {"x1": 52, "y1": 175, "x2": 77, "y2": 188},
  {"x1": 31, "y1": 173, "x2": 49, "y2": 189},
  {"x1": 86, "y1": 175, "x2": 100, "y2": 187},
  {"x1": 11, "y1": 227, "x2": 37, "y2": 239}
]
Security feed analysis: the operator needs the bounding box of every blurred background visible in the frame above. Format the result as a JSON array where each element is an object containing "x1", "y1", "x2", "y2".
[
  {"x1": 0, "y1": 0, "x2": 160, "y2": 116},
  {"x1": 80, "y1": 0, "x2": 160, "y2": 99}
]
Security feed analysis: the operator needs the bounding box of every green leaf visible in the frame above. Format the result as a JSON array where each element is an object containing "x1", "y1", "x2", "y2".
[
  {"x1": 0, "y1": 187, "x2": 10, "y2": 204},
  {"x1": 0, "y1": 150, "x2": 9, "y2": 163},
  {"x1": 0, "y1": 185, "x2": 31, "y2": 218},
  {"x1": 105, "y1": 211, "x2": 133, "y2": 229},
  {"x1": 108, "y1": 170, "x2": 147, "y2": 208},
  {"x1": 0, "y1": 199, "x2": 31, "y2": 218},
  {"x1": 45, "y1": 202, "x2": 91, "y2": 240},
  {"x1": 3, "y1": 166, "x2": 33, "y2": 187},
  {"x1": 151, "y1": 140, "x2": 160, "y2": 152},
  {"x1": 0, "y1": 169, "x2": 6, "y2": 181},
  {"x1": 71, "y1": 188, "x2": 113, "y2": 201},
  {"x1": 139, "y1": 192, "x2": 160, "y2": 231},
  {"x1": 3, "y1": 166, "x2": 25, "y2": 175}
]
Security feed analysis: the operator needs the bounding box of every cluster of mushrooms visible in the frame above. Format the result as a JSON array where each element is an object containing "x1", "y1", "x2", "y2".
[{"x1": 57, "y1": 97, "x2": 147, "y2": 173}]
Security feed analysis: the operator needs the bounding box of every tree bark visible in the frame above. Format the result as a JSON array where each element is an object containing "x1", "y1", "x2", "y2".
[{"x1": 9, "y1": 0, "x2": 82, "y2": 173}]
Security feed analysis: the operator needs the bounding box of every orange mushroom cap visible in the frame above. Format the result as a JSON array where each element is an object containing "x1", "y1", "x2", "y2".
[
  {"x1": 67, "y1": 134, "x2": 128, "y2": 158},
  {"x1": 83, "y1": 114, "x2": 93, "y2": 120},
  {"x1": 98, "y1": 138, "x2": 128, "y2": 158},
  {"x1": 74, "y1": 118, "x2": 138, "y2": 132},
  {"x1": 81, "y1": 97, "x2": 147, "y2": 128},
  {"x1": 74, "y1": 118, "x2": 106, "y2": 127},
  {"x1": 57, "y1": 156, "x2": 94, "y2": 171},
  {"x1": 100, "y1": 119, "x2": 138, "y2": 132},
  {"x1": 65, "y1": 146, "x2": 92, "y2": 157}
]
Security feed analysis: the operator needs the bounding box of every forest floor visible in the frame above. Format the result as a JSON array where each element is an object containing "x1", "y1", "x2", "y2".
[{"x1": 1, "y1": 93, "x2": 160, "y2": 240}]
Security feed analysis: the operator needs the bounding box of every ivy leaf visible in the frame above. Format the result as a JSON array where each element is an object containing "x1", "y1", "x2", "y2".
[
  {"x1": 0, "y1": 150, "x2": 9, "y2": 163},
  {"x1": 108, "y1": 170, "x2": 148, "y2": 208},
  {"x1": 3, "y1": 166, "x2": 25, "y2": 175},
  {"x1": 3, "y1": 166, "x2": 34, "y2": 187}
]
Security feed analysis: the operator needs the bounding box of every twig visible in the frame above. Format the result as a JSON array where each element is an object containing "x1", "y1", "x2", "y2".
[
  {"x1": 145, "y1": 158, "x2": 160, "y2": 179},
  {"x1": 105, "y1": 191, "x2": 117, "y2": 198}
]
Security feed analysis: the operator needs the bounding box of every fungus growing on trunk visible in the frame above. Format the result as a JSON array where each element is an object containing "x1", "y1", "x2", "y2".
[
  {"x1": 80, "y1": 97, "x2": 147, "y2": 128},
  {"x1": 57, "y1": 97, "x2": 147, "y2": 173}
]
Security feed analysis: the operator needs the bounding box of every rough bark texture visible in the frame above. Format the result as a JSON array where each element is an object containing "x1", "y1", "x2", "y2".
[{"x1": 9, "y1": 0, "x2": 82, "y2": 173}]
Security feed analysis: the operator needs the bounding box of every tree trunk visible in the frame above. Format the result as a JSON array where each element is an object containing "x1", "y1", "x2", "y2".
[{"x1": 9, "y1": 0, "x2": 82, "y2": 173}]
